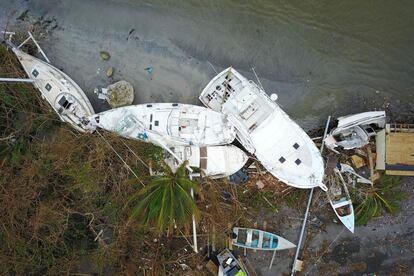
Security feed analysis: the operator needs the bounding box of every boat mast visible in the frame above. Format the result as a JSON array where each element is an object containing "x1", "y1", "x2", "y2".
[{"x1": 289, "y1": 116, "x2": 331, "y2": 275}]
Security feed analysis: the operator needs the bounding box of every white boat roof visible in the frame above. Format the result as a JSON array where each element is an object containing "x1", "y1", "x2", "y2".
[
  {"x1": 91, "y1": 103, "x2": 236, "y2": 147},
  {"x1": 12, "y1": 48, "x2": 95, "y2": 132},
  {"x1": 200, "y1": 68, "x2": 326, "y2": 190},
  {"x1": 336, "y1": 111, "x2": 386, "y2": 130}
]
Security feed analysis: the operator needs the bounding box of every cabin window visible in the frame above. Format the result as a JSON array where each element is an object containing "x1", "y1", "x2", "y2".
[
  {"x1": 146, "y1": 104, "x2": 152, "y2": 107},
  {"x1": 279, "y1": 157, "x2": 286, "y2": 163},
  {"x1": 293, "y1": 143, "x2": 300, "y2": 149},
  {"x1": 32, "y1": 69, "x2": 39, "y2": 77},
  {"x1": 149, "y1": 124, "x2": 152, "y2": 130},
  {"x1": 295, "y1": 159, "x2": 302, "y2": 165},
  {"x1": 45, "y1": 83, "x2": 52, "y2": 91},
  {"x1": 154, "y1": 120, "x2": 159, "y2": 126},
  {"x1": 150, "y1": 114, "x2": 153, "y2": 122},
  {"x1": 58, "y1": 96, "x2": 72, "y2": 109},
  {"x1": 172, "y1": 103, "x2": 178, "y2": 106}
]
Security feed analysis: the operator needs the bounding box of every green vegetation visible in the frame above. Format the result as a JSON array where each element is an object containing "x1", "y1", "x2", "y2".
[
  {"x1": 127, "y1": 161, "x2": 200, "y2": 233},
  {"x1": 352, "y1": 174, "x2": 407, "y2": 226}
]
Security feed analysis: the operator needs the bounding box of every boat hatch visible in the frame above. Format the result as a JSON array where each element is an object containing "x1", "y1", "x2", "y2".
[
  {"x1": 45, "y1": 83, "x2": 52, "y2": 91},
  {"x1": 115, "y1": 114, "x2": 141, "y2": 135},
  {"x1": 58, "y1": 96, "x2": 72, "y2": 109},
  {"x1": 31, "y1": 68, "x2": 39, "y2": 77}
]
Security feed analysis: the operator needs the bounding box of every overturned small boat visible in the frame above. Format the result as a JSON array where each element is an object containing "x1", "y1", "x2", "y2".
[
  {"x1": 232, "y1": 227, "x2": 296, "y2": 251},
  {"x1": 90, "y1": 103, "x2": 236, "y2": 147},
  {"x1": 326, "y1": 168, "x2": 355, "y2": 233},
  {"x1": 199, "y1": 67, "x2": 326, "y2": 190},
  {"x1": 3, "y1": 32, "x2": 95, "y2": 132},
  {"x1": 165, "y1": 145, "x2": 249, "y2": 179},
  {"x1": 324, "y1": 111, "x2": 386, "y2": 152},
  {"x1": 217, "y1": 249, "x2": 249, "y2": 276}
]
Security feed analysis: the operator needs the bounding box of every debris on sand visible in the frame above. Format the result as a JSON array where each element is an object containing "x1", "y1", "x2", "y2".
[
  {"x1": 100, "y1": 51, "x2": 111, "y2": 60},
  {"x1": 106, "y1": 66, "x2": 114, "y2": 77}
]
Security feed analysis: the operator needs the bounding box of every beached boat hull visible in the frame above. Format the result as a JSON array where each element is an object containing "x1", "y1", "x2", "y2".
[
  {"x1": 199, "y1": 67, "x2": 326, "y2": 190},
  {"x1": 165, "y1": 145, "x2": 249, "y2": 179},
  {"x1": 11, "y1": 48, "x2": 95, "y2": 132},
  {"x1": 327, "y1": 169, "x2": 355, "y2": 233},
  {"x1": 232, "y1": 227, "x2": 296, "y2": 251},
  {"x1": 324, "y1": 111, "x2": 386, "y2": 151},
  {"x1": 90, "y1": 103, "x2": 236, "y2": 147}
]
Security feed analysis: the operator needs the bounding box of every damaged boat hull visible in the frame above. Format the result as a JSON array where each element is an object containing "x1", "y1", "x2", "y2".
[
  {"x1": 90, "y1": 103, "x2": 236, "y2": 147},
  {"x1": 199, "y1": 67, "x2": 326, "y2": 190}
]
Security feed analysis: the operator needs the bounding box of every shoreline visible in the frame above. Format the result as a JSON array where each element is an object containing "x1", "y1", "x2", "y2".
[
  {"x1": 1, "y1": 1, "x2": 414, "y2": 275},
  {"x1": 2, "y1": 0, "x2": 413, "y2": 130}
]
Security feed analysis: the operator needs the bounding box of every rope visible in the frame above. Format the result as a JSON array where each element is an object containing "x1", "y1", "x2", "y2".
[
  {"x1": 96, "y1": 129, "x2": 145, "y2": 186},
  {"x1": 120, "y1": 139, "x2": 149, "y2": 169}
]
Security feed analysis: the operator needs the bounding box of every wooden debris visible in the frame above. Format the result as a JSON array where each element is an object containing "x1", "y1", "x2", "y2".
[
  {"x1": 366, "y1": 146, "x2": 375, "y2": 182},
  {"x1": 206, "y1": 260, "x2": 218, "y2": 275},
  {"x1": 351, "y1": 155, "x2": 366, "y2": 169}
]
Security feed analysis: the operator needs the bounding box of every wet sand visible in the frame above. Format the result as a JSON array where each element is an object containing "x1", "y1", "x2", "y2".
[{"x1": 2, "y1": 0, "x2": 414, "y2": 128}]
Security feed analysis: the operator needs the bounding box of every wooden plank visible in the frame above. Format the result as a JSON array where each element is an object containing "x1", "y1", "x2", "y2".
[
  {"x1": 376, "y1": 129, "x2": 386, "y2": 170},
  {"x1": 206, "y1": 260, "x2": 218, "y2": 275},
  {"x1": 386, "y1": 170, "x2": 414, "y2": 176},
  {"x1": 366, "y1": 146, "x2": 375, "y2": 182},
  {"x1": 386, "y1": 132, "x2": 414, "y2": 166}
]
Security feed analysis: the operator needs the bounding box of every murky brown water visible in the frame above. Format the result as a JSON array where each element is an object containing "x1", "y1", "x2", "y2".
[
  {"x1": 146, "y1": 0, "x2": 414, "y2": 119},
  {"x1": 2, "y1": 0, "x2": 414, "y2": 126}
]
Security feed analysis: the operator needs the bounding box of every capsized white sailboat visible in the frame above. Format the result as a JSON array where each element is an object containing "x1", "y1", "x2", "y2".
[
  {"x1": 199, "y1": 67, "x2": 326, "y2": 190},
  {"x1": 232, "y1": 227, "x2": 296, "y2": 251},
  {"x1": 90, "y1": 103, "x2": 236, "y2": 147},
  {"x1": 165, "y1": 145, "x2": 249, "y2": 179},
  {"x1": 324, "y1": 111, "x2": 386, "y2": 151},
  {"x1": 326, "y1": 168, "x2": 355, "y2": 233},
  {"x1": 3, "y1": 32, "x2": 95, "y2": 132}
]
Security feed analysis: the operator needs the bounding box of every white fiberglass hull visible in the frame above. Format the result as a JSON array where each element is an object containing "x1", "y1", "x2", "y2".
[
  {"x1": 165, "y1": 145, "x2": 248, "y2": 179},
  {"x1": 12, "y1": 48, "x2": 95, "y2": 132},
  {"x1": 199, "y1": 67, "x2": 326, "y2": 190},
  {"x1": 327, "y1": 169, "x2": 355, "y2": 233},
  {"x1": 232, "y1": 227, "x2": 296, "y2": 251},
  {"x1": 90, "y1": 103, "x2": 236, "y2": 147}
]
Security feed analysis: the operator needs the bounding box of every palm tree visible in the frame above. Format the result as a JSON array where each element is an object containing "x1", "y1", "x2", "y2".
[
  {"x1": 126, "y1": 161, "x2": 200, "y2": 234},
  {"x1": 353, "y1": 174, "x2": 407, "y2": 226}
]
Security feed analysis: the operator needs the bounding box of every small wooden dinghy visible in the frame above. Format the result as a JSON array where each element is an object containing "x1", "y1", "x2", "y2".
[
  {"x1": 90, "y1": 103, "x2": 236, "y2": 147},
  {"x1": 217, "y1": 249, "x2": 249, "y2": 276},
  {"x1": 5, "y1": 32, "x2": 95, "y2": 132},
  {"x1": 232, "y1": 227, "x2": 296, "y2": 251},
  {"x1": 326, "y1": 168, "x2": 355, "y2": 233}
]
